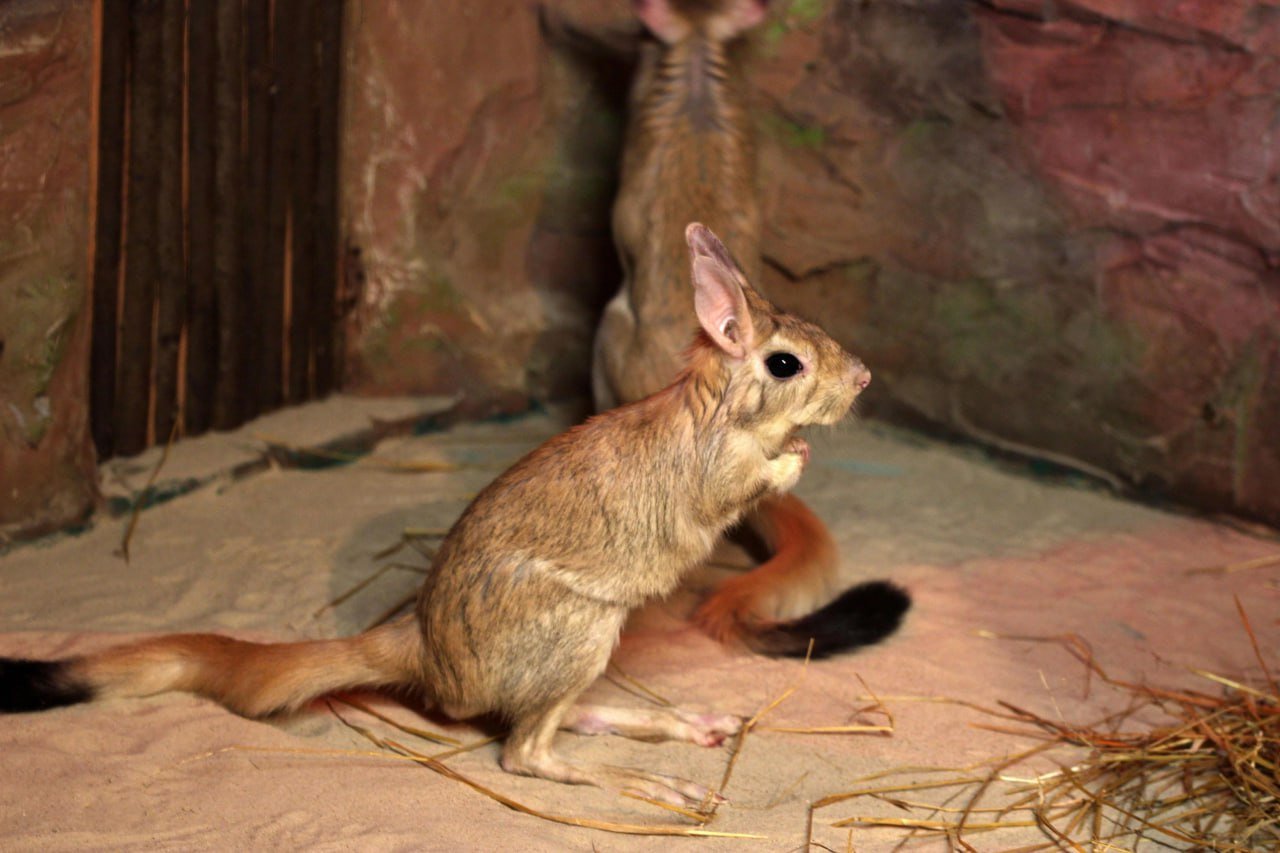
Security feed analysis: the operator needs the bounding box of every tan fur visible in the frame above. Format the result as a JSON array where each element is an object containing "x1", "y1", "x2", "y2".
[
  {"x1": 42, "y1": 224, "x2": 868, "y2": 805},
  {"x1": 592, "y1": 0, "x2": 846, "y2": 647}
]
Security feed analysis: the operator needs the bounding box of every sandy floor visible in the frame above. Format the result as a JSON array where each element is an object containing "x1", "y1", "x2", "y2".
[{"x1": 1, "y1": 396, "x2": 1277, "y2": 851}]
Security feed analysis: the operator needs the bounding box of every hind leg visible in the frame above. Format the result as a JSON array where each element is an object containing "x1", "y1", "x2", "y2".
[
  {"x1": 501, "y1": 695, "x2": 728, "y2": 807},
  {"x1": 561, "y1": 703, "x2": 740, "y2": 746}
]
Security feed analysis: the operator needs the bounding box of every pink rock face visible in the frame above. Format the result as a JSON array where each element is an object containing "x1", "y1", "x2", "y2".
[
  {"x1": 739, "y1": 0, "x2": 1278, "y2": 526},
  {"x1": 980, "y1": 6, "x2": 1277, "y2": 247},
  {"x1": 973, "y1": 0, "x2": 1280, "y2": 518}
]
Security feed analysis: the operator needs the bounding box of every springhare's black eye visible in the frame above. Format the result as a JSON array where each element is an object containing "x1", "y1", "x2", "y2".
[{"x1": 765, "y1": 352, "x2": 803, "y2": 379}]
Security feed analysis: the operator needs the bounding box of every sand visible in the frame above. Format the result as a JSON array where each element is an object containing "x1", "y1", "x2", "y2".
[{"x1": 2, "y1": 396, "x2": 1276, "y2": 851}]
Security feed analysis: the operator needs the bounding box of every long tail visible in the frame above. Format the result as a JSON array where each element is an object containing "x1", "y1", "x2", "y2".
[
  {"x1": 742, "y1": 580, "x2": 910, "y2": 659},
  {"x1": 694, "y1": 493, "x2": 911, "y2": 657},
  {"x1": 0, "y1": 616, "x2": 423, "y2": 717}
]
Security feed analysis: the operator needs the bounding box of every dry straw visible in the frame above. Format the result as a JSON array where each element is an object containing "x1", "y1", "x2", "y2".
[
  {"x1": 814, "y1": 597, "x2": 1278, "y2": 851},
  {"x1": 314, "y1": 528, "x2": 447, "y2": 627},
  {"x1": 116, "y1": 418, "x2": 182, "y2": 562}
]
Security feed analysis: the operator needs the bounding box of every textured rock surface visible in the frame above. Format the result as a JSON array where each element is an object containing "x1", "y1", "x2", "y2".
[
  {"x1": 755, "y1": 0, "x2": 1280, "y2": 522},
  {"x1": 972, "y1": 0, "x2": 1280, "y2": 519},
  {"x1": 340, "y1": 0, "x2": 1280, "y2": 525},
  {"x1": 340, "y1": 0, "x2": 627, "y2": 400},
  {"x1": 0, "y1": 0, "x2": 97, "y2": 540}
]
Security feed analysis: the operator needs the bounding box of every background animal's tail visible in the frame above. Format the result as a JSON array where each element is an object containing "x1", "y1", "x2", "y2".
[
  {"x1": 694, "y1": 492, "x2": 910, "y2": 657},
  {"x1": 0, "y1": 615, "x2": 423, "y2": 717}
]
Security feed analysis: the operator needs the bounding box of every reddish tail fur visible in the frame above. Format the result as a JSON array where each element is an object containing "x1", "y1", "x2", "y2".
[
  {"x1": 696, "y1": 492, "x2": 910, "y2": 657},
  {"x1": 1, "y1": 616, "x2": 423, "y2": 717},
  {"x1": 694, "y1": 492, "x2": 839, "y2": 644}
]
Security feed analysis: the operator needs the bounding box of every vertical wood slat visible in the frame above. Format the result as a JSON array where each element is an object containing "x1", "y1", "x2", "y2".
[
  {"x1": 211, "y1": 0, "x2": 244, "y2": 430},
  {"x1": 311, "y1": 0, "x2": 344, "y2": 396},
  {"x1": 243, "y1": 0, "x2": 278, "y2": 414},
  {"x1": 115, "y1": 0, "x2": 165, "y2": 457},
  {"x1": 152, "y1": 0, "x2": 187, "y2": 443},
  {"x1": 185, "y1": 0, "x2": 217, "y2": 436},
  {"x1": 92, "y1": 0, "x2": 347, "y2": 459},
  {"x1": 264, "y1": 0, "x2": 298, "y2": 405},
  {"x1": 288, "y1": 0, "x2": 319, "y2": 403},
  {"x1": 90, "y1": 0, "x2": 128, "y2": 459}
]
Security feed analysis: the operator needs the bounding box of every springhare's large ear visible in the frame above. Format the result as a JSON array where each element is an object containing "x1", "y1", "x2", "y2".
[{"x1": 687, "y1": 223, "x2": 754, "y2": 359}]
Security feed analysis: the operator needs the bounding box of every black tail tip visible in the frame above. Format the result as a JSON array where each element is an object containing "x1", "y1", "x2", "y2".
[
  {"x1": 750, "y1": 580, "x2": 911, "y2": 659},
  {"x1": 0, "y1": 657, "x2": 93, "y2": 713}
]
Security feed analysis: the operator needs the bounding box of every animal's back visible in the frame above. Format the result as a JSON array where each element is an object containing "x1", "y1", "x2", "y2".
[{"x1": 595, "y1": 11, "x2": 762, "y2": 409}]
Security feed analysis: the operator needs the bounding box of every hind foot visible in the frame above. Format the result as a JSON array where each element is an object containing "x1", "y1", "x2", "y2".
[
  {"x1": 502, "y1": 749, "x2": 726, "y2": 808},
  {"x1": 503, "y1": 694, "x2": 733, "y2": 809},
  {"x1": 562, "y1": 703, "x2": 741, "y2": 746},
  {"x1": 600, "y1": 765, "x2": 728, "y2": 808}
]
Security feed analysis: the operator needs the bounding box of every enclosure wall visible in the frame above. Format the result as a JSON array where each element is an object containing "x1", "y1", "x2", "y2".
[
  {"x1": 1, "y1": 0, "x2": 1276, "y2": 540},
  {"x1": 0, "y1": 0, "x2": 97, "y2": 539},
  {"x1": 339, "y1": 0, "x2": 1280, "y2": 525}
]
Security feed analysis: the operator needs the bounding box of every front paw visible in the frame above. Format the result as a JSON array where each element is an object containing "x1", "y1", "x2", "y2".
[
  {"x1": 782, "y1": 435, "x2": 810, "y2": 465},
  {"x1": 767, "y1": 439, "x2": 808, "y2": 492}
]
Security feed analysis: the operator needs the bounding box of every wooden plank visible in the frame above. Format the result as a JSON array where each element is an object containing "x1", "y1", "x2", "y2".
[
  {"x1": 152, "y1": 0, "x2": 187, "y2": 443},
  {"x1": 310, "y1": 0, "x2": 344, "y2": 397},
  {"x1": 90, "y1": 0, "x2": 129, "y2": 459},
  {"x1": 185, "y1": 0, "x2": 217, "y2": 435},
  {"x1": 262, "y1": 0, "x2": 294, "y2": 409},
  {"x1": 243, "y1": 0, "x2": 279, "y2": 415},
  {"x1": 287, "y1": 0, "x2": 318, "y2": 402},
  {"x1": 262, "y1": 0, "x2": 297, "y2": 408},
  {"x1": 211, "y1": 0, "x2": 244, "y2": 429},
  {"x1": 115, "y1": 0, "x2": 165, "y2": 456}
]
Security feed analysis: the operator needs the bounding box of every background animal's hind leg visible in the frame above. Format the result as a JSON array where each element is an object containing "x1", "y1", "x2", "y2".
[
  {"x1": 561, "y1": 703, "x2": 740, "y2": 746},
  {"x1": 501, "y1": 696, "x2": 728, "y2": 807}
]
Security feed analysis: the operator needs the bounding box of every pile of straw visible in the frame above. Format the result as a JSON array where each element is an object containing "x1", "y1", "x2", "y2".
[{"x1": 821, "y1": 613, "x2": 1277, "y2": 851}]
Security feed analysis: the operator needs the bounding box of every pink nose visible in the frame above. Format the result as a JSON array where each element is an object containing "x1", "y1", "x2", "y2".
[{"x1": 853, "y1": 365, "x2": 871, "y2": 391}]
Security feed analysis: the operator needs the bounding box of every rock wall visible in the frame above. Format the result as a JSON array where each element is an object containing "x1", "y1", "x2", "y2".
[
  {"x1": 971, "y1": 0, "x2": 1280, "y2": 518},
  {"x1": 750, "y1": 0, "x2": 1279, "y2": 520},
  {"x1": 340, "y1": 0, "x2": 627, "y2": 401},
  {"x1": 0, "y1": 0, "x2": 97, "y2": 541},
  {"x1": 336, "y1": 0, "x2": 1279, "y2": 526},
  {"x1": 0, "y1": 0, "x2": 1271, "y2": 537}
]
